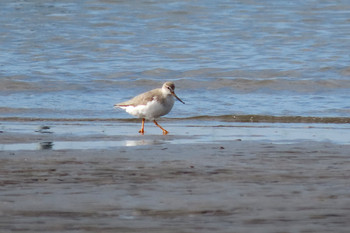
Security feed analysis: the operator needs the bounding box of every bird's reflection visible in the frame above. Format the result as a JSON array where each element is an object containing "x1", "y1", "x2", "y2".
[{"x1": 125, "y1": 140, "x2": 164, "y2": 147}]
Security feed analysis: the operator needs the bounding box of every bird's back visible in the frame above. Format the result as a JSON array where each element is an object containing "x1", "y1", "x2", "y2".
[{"x1": 115, "y1": 88, "x2": 160, "y2": 107}]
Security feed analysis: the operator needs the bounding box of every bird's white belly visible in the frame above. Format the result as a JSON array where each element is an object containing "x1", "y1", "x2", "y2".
[{"x1": 123, "y1": 98, "x2": 174, "y2": 120}]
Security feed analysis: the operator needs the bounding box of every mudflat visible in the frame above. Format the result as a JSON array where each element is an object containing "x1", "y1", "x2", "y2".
[{"x1": 1, "y1": 131, "x2": 350, "y2": 232}]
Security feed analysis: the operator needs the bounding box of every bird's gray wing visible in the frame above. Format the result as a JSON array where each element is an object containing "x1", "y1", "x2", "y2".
[{"x1": 115, "y1": 89, "x2": 158, "y2": 107}]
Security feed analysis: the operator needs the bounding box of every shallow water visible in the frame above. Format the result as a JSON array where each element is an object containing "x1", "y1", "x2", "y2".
[
  {"x1": 1, "y1": 0, "x2": 350, "y2": 120},
  {"x1": 1, "y1": 121, "x2": 350, "y2": 151}
]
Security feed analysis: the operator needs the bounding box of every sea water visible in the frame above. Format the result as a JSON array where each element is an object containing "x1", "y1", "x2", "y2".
[{"x1": 1, "y1": 0, "x2": 350, "y2": 121}]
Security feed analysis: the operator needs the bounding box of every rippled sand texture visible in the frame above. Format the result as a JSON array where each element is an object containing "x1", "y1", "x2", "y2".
[{"x1": 1, "y1": 142, "x2": 350, "y2": 233}]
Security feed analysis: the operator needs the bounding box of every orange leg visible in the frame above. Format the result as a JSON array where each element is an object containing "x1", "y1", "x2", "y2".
[
  {"x1": 153, "y1": 120, "x2": 168, "y2": 135},
  {"x1": 139, "y1": 118, "x2": 145, "y2": 134}
]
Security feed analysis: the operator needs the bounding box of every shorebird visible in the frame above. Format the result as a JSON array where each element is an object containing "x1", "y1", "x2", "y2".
[{"x1": 114, "y1": 82, "x2": 185, "y2": 135}]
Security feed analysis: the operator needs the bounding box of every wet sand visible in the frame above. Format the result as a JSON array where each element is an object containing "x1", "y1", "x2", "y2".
[{"x1": 1, "y1": 122, "x2": 350, "y2": 232}]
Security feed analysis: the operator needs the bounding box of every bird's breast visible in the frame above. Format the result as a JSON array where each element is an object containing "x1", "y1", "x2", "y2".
[
  {"x1": 148, "y1": 96, "x2": 174, "y2": 118},
  {"x1": 123, "y1": 96, "x2": 174, "y2": 120}
]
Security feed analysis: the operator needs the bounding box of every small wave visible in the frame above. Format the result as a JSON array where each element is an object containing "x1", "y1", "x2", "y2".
[
  {"x1": 2, "y1": 70, "x2": 349, "y2": 94},
  {"x1": 179, "y1": 115, "x2": 350, "y2": 124},
  {"x1": 1, "y1": 115, "x2": 349, "y2": 124}
]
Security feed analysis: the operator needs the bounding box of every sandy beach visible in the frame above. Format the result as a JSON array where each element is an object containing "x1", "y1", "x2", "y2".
[{"x1": 1, "y1": 121, "x2": 350, "y2": 232}]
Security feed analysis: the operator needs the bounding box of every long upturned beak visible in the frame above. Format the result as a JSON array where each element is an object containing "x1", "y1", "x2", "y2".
[{"x1": 171, "y1": 91, "x2": 185, "y2": 104}]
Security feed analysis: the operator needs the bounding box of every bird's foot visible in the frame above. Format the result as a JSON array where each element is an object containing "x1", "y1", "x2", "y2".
[
  {"x1": 139, "y1": 129, "x2": 145, "y2": 135},
  {"x1": 162, "y1": 130, "x2": 169, "y2": 135}
]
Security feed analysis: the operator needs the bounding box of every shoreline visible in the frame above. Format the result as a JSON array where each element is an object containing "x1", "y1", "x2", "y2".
[
  {"x1": 1, "y1": 120, "x2": 350, "y2": 149},
  {"x1": 1, "y1": 114, "x2": 350, "y2": 123}
]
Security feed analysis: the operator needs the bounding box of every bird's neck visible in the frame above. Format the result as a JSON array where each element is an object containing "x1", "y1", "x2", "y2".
[{"x1": 161, "y1": 88, "x2": 171, "y2": 96}]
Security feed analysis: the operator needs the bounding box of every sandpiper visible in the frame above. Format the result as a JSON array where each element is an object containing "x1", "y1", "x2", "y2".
[{"x1": 114, "y1": 82, "x2": 185, "y2": 135}]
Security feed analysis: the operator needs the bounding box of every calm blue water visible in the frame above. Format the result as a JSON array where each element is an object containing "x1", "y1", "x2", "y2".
[{"x1": 1, "y1": 0, "x2": 350, "y2": 121}]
